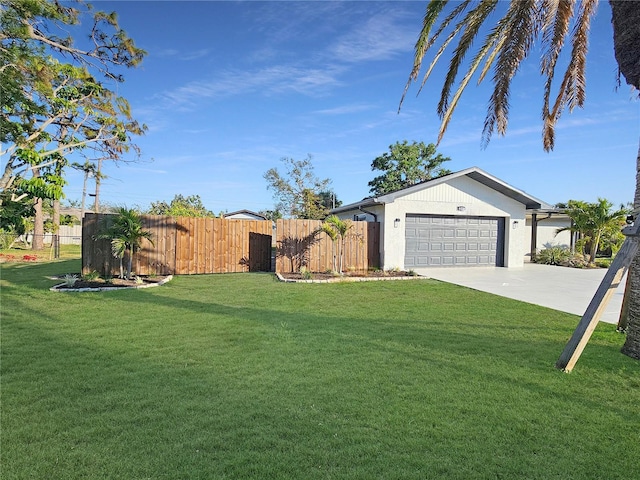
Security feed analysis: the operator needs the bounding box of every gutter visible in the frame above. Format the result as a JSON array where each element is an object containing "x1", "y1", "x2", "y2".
[{"x1": 358, "y1": 205, "x2": 377, "y2": 222}]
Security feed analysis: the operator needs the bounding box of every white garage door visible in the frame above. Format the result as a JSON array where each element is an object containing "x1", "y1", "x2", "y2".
[{"x1": 405, "y1": 215, "x2": 504, "y2": 268}]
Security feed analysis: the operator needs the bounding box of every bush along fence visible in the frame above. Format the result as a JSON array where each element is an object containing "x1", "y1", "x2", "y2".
[
  {"x1": 82, "y1": 214, "x2": 380, "y2": 276},
  {"x1": 275, "y1": 218, "x2": 380, "y2": 274}
]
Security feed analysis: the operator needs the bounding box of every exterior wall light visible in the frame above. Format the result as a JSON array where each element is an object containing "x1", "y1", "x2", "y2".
[
  {"x1": 394, "y1": 218, "x2": 401, "y2": 228},
  {"x1": 513, "y1": 220, "x2": 519, "y2": 229},
  {"x1": 456, "y1": 206, "x2": 466, "y2": 212}
]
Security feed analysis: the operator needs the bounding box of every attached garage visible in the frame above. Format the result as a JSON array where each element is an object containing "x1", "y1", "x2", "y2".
[
  {"x1": 331, "y1": 167, "x2": 549, "y2": 270},
  {"x1": 404, "y1": 215, "x2": 505, "y2": 267}
]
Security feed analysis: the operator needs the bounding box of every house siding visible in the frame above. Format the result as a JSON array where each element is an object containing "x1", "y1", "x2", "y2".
[
  {"x1": 381, "y1": 177, "x2": 527, "y2": 269},
  {"x1": 525, "y1": 216, "x2": 572, "y2": 255},
  {"x1": 336, "y1": 176, "x2": 529, "y2": 270}
]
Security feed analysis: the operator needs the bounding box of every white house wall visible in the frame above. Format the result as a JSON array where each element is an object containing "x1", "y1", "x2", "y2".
[
  {"x1": 525, "y1": 217, "x2": 572, "y2": 256},
  {"x1": 337, "y1": 177, "x2": 529, "y2": 269},
  {"x1": 380, "y1": 176, "x2": 527, "y2": 269}
]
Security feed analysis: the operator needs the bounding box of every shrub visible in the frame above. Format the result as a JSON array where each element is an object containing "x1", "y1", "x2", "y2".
[
  {"x1": 595, "y1": 258, "x2": 613, "y2": 268},
  {"x1": 535, "y1": 246, "x2": 571, "y2": 266},
  {"x1": 299, "y1": 266, "x2": 313, "y2": 280},
  {"x1": 0, "y1": 230, "x2": 18, "y2": 250},
  {"x1": 82, "y1": 270, "x2": 100, "y2": 281}
]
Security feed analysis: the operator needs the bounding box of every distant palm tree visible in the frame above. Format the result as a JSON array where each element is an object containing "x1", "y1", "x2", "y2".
[
  {"x1": 558, "y1": 199, "x2": 630, "y2": 264},
  {"x1": 97, "y1": 207, "x2": 153, "y2": 280},
  {"x1": 400, "y1": 0, "x2": 640, "y2": 359}
]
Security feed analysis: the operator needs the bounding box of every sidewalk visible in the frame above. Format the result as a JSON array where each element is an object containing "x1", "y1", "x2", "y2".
[{"x1": 414, "y1": 263, "x2": 626, "y2": 324}]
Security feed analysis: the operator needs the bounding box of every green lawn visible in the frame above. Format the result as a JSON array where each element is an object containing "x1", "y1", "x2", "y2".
[{"x1": 2, "y1": 258, "x2": 638, "y2": 479}]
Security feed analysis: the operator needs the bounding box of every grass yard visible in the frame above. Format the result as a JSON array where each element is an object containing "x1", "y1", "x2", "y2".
[
  {"x1": 1, "y1": 258, "x2": 639, "y2": 479},
  {"x1": 0, "y1": 243, "x2": 81, "y2": 262}
]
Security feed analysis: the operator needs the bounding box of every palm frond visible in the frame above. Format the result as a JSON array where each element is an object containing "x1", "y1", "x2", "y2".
[
  {"x1": 437, "y1": 0, "x2": 500, "y2": 117},
  {"x1": 544, "y1": 0, "x2": 597, "y2": 150},
  {"x1": 110, "y1": 237, "x2": 126, "y2": 259},
  {"x1": 402, "y1": 0, "x2": 600, "y2": 152},
  {"x1": 435, "y1": 1, "x2": 508, "y2": 142},
  {"x1": 540, "y1": 0, "x2": 577, "y2": 150},
  {"x1": 482, "y1": 0, "x2": 540, "y2": 146},
  {"x1": 400, "y1": 0, "x2": 471, "y2": 110},
  {"x1": 477, "y1": 26, "x2": 509, "y2": 84}
]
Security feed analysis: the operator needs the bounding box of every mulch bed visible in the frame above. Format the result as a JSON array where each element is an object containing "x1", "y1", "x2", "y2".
[
  {"x1": 277, "y1": 270, "x2": 422, "y2": 283},
  {"x1": 51, "y1": 275, "x2": 172, "y2": 291}
]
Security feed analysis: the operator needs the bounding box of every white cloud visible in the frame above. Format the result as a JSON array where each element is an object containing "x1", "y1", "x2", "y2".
[
  {"x1": 313, "y1": 103, "x2": 375, "y2": 115},
  {"x1": 155, "y1": 48, "x2": 211, "y2": 61},
  {"x1": 328, "y1": 11, "x2": 415, "y2": 63},
  {"x1": 158, "y1": 65, "x2": 344, "y2": 108}
]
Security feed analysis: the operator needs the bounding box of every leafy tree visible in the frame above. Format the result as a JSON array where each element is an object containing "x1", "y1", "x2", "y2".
[
  {"x1": 0, "y1": 191, "x2": 34, "y2": 236},
  {"x1": 264, "y1": 155, "x2": 337, "y2": 219},
  {"x1": 558, "y1": 199, "x2": 630, "y2": 264},
  {"x1": 368, "y1": 141, "x2": 451, "y2": 196},
  {"x1": 317, "y1": 190, "x2": 342, "y2": 211},
  {"x1": 97, "y1": 207, "x2": 153, "y2": 280},
  {"x1": 259, "y1": 209, "x2": 283, "y2": 221},
  {"x1": 399, "y1": 0, "x2": 640, "y2": 360},
  {"x1": 147, "y1": 194, "x2": 214, "y2": 217},
  {"x1": 0, "y1": 0, "x2": 146, "y2": 206}
]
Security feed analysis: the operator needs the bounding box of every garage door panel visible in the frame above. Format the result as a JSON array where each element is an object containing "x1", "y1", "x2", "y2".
[{"x1": 405, "y1": 215, "x2": 504, "y2": 268}]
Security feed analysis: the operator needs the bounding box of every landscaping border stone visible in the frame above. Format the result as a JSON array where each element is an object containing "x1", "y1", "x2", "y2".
[
  {"x1": 50, "y1": 275, "x2": 173, "y2": 292},
  {"x1": 275, "y1": 273, "x2": 426, "y2": 284}
]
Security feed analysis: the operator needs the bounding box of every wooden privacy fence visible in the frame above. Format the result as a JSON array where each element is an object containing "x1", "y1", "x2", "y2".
[
  {"x1": 82, "y1": 213, "x2": 272, "y2": 276},
  {"x1": 275, "y1": 219, "x2": 379, "y2": 273},
  {"x1": 82, "y1": 214, "x2": 380, "y2": 276}
]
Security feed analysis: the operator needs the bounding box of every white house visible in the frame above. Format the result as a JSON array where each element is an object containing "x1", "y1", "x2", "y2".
[
  {"x1": 223, "y1": 210, "x2": 267, "y2": 220},
  {"x1": 331, "y1": 167, "x2": 568, "y2": 270}
]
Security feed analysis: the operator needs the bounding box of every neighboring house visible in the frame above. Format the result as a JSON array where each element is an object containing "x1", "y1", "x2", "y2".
[
  {"x1": 525, "y1": 209, "x2": 572, "y2": 255},
  {"x1": 331, "y1": 166, "x2": 569, "y2": 270},
  {"x1": 223, "y1": 210, "x2": 267, "y2": 220}
]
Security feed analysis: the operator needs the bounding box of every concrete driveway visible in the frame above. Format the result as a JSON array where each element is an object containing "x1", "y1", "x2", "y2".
[{"x1": 414, "y1": 263, "x2": 626, "y2": 324}]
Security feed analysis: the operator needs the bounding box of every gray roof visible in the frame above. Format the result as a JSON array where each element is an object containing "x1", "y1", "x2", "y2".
[
  {"x1": 331, "y1": 166, "x2": 547, "y2": 214},
  {"x1": 224, "y1": 209, "x2": 267, "y2": 220}
]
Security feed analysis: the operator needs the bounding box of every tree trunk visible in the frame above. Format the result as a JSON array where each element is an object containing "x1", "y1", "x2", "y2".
[
  {"x1": 32, "y1": 197, "x2": 44, "y2": 250},
  {"x1": 621, "y1": 143, "x2": 640, "y2": 359},
  {"x1": 610, "y1": 0, "x2": 640, "y2": 360},
  {"x1": 81, "y1": 169, "x2": 88, "y2": 220},
  {"x1": 610, "y1": 1, "x2": 640, "y2": 90},
  {"x1": 94, "y1": 159, "x2": 103, "y2": 213},
  {"x1": 32, "y1": 167, "x2": 44, "y2": 251},
  {"x1": 589, "y1": 233, "x2": 600, "y2": 265},
  {"x1": 53, "y1": 199, "x2": 60, "y2": 232}
]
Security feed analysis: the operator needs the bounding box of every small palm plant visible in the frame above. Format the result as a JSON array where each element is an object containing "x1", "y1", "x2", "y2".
[
  {"x1": 321, "y1": 219, "x2": 339, "y2": 273},
  {"x1": 321, "y1": 215, "x2": 353, "y2": 274},
  {"x1": 97, "y1": 207, "x2": 153, "y2": 280}
]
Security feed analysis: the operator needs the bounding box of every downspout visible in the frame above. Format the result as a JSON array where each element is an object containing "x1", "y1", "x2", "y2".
[{"x1": 358, "y1": 205, "x2": 377, "y2": 222}]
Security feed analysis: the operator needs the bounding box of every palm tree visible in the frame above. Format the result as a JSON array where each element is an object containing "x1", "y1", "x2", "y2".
[
  {"x1": 322, "y1": 215, "x2": 353, "y2": 274},
  {"x1": 558, "y1": 199, "x2": 630, "y2": 264},
  {"x1": 401, "y1": 0, "x2": 640, "y2": 360},
  {"x1": 97, "y1": 207, "x2": 153, "y2": 280},
  {"x1": 321, "y1": 219, "x2": 339, "y2": 272}
]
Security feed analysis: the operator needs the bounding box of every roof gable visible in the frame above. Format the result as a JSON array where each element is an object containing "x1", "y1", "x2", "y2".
[
  {"x1": 332, "y1": 167, "x2": 546, "y2": 213},
  {"x1": 224, "y1": 209, "x2": 267, "y2": 220}
]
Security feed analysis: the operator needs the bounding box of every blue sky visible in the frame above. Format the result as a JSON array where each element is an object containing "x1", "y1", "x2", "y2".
[{"x1": 63, "y1": 0, "x2": 639, "y2": 213}]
